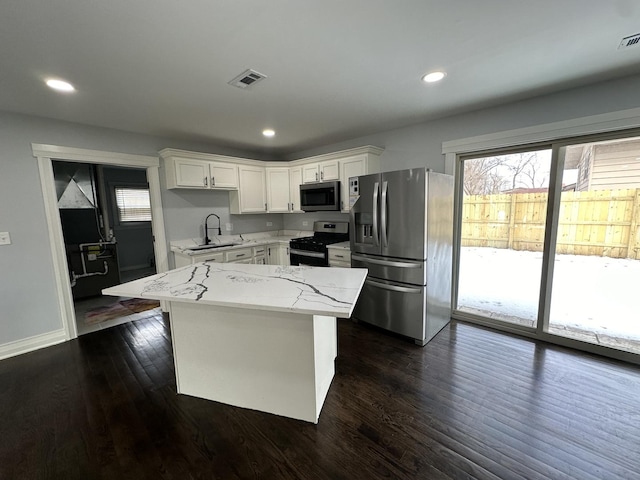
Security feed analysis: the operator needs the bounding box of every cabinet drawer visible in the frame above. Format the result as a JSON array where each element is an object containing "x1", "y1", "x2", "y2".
[
  {"x1": 329, "y1": 260, "x2": 351, "y2": 268},
  {"x1": 252, "y1": 246, "x2": 267, "y2": 256},
  {"x1": 187, "y1": 251, "x2": 224, "y2": 263},
  {"x1": 225, "y1": 248, "x2": 252, "y2": 262},
  {"x1": 328, "y1": 249, "x2": 351, "y2": 263}
]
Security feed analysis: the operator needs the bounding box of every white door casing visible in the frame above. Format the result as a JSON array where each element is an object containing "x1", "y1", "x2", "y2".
[{"x1": 32, "y1": 143, "x2": 168, "y2": 341}]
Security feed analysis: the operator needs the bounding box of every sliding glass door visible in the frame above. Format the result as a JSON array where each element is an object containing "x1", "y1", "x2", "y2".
[
  {"x1": 454, "y1": 132, "x2": 640, "y2": 360},
  {"x1": 547, "y1": 137, "x2": 640, "y2": 354},
  {"x1": 457, "y1": 148, "x2": 552, "y2": 328}
]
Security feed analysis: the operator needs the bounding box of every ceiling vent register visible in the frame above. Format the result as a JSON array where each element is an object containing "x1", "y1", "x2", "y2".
[
  {"x1": 618, "y1": 33, "x2": 640, "y2": 49},
  {"x1": 228, "y1": 69, "x2": 267, "y2": 89}
]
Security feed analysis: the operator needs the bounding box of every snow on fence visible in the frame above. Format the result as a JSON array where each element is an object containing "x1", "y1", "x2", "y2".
[{"x1": 461, "y1": 188, "x2": 640, "y2": 259}]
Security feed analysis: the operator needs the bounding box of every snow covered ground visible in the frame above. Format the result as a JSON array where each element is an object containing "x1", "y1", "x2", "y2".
[{"x1": 458, "y1": 247, "x2": 640, "y2": 350}]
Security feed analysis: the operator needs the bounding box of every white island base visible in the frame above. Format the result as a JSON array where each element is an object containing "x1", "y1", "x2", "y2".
[
  {"x1": 102, "y1": 263, "x2": 367, "y2": 424},
  {"x1": 170, "y1": 301, "x2": 337, "y2": 424}
]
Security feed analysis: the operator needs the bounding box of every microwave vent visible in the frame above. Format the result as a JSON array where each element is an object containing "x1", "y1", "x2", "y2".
[{"x1": 228, "y1": 69, "x2": 267, "y2": 89}]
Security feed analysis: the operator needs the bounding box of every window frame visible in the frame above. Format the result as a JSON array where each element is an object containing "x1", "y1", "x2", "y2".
[
  {"x1": 445, "y1": 116, "x2": 640, "y2": 366},
  {"x1": 112, "y1": 183, "x2": 152, "y2": 226}
]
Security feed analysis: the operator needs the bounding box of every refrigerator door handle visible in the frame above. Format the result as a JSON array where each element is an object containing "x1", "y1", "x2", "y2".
[
  {"x1": 381, "y1": 180, "x2": 388, "y2": 247},
  {"x1": 366, "y1": 278, "x2": 422, "y2": 294},
  {"x1": 372, "y1": 182, "x2": 380, "y2": 246},
  {"x1": 352, "y1": 253, "x2": 422, "y2": 269}
]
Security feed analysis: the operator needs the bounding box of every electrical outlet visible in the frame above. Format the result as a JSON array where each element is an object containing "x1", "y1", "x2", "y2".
[
  {"x1": 225, "y1": 223, "x2": 233, "y2": 231},
  {"x1": 302, "y1": 221, "x2": 309, "y2": 227},
  {"x1": 0, "y1": 232, "x2": 11, "y2": 245},
  {"x1": 266, "y1": 221, "x2": 273, "y2": 227}
]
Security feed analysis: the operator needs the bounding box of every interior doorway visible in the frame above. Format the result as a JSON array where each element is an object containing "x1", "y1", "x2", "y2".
[
  {"x1": 52, "y1": 161, "x2": 160, "y2": 335},
  {"x1": 33, "y1": 143, "x2": 168, "y2": 342}
]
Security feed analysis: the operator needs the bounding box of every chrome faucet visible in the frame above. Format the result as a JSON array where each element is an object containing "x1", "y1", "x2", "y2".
[{"x1": 204, "y1": 213, "x2": 222, "y2": 245}]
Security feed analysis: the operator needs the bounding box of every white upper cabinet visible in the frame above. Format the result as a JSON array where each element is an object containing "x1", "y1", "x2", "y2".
[
  {"x1": 266, "y1": 167, "x2": 292, "y2": 213},
  {"x1": 266, "y1": 167, "x2": 303, "y2": 213},
  {"x1": 161, "y1": 146, "x2": 384, "y2": 214},
  {"x1": 229, "y1": 165, "x2": 267, "y2": 214},
  {"x1": 301, "y1": 160, "x2": 340, "y2": 184},
  {"x1": 209, "y1": 162, "x2": 238, "y2": 189},
  {"x1": 162, "y1": 153, "x2": 238, "y2": 190},
  {"x1": 289, "y1": 167, "x2": 303, "y2": 212},
  {"x1": 170, "y1": 157, "x2": 210, "y2": 188},
  {"x1": 339, "y1": 154, "x2": 381, "y2": 212}
]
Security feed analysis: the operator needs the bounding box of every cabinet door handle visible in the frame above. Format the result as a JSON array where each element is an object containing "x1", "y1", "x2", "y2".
[
  {"x1": 204, "y1": 177, "x2": 208, "y2": 187},
  {"x1": 315, "y1": 172, "x2": 318, "y2": 181},
  {"x1": 341, "y1": 200, "x2": 344, "y2": 210},
  {"x1": 211, "y1": 176, "x2": 215, "y2": 186},
  {"x1": 235, "y1": 253, "x2": 246, "y2": 258},
  {"x1": 320, "y1": 171, "x2": 324, "y2": 180},
  {"x1": 265, "y1": 203, "x2": 267, "y2": 211},
  {"x1": 335, "y1": 254, "x2": 344, "y2": 258}
]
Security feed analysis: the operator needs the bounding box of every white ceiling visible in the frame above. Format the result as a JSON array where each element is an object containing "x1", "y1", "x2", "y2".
[{"x1": 2, "y1": 0, "x2": 640, "y2": 156}]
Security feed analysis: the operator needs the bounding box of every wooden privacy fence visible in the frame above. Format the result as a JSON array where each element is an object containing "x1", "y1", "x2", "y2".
[{"x1": 461, "y1": 188, "x2": 640, "y2": 259}]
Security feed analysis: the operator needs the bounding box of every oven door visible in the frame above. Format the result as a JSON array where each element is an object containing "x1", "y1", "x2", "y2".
[{"x1": 289, "y1": 248, "x2": 327, "y2": 267}]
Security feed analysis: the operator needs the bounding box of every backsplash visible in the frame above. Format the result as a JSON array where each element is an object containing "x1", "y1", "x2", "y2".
[{"x1": 283, "y1": 211, "x2": 349, "y2": 231}]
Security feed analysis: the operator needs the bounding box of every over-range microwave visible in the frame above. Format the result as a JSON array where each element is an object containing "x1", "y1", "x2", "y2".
[{"x1": 300, "y1": 181, "x2": 341, "y2": 212}]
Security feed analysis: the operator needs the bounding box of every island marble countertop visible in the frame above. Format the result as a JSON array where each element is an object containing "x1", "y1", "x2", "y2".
[{"x1": 103, "y1": 263, "x2": 368, "y2": 317}]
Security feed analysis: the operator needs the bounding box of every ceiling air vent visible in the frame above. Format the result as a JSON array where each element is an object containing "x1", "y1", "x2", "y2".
[
  {"x1": 228, "y1": 69, "x2": 267, "y2": 89},
  {"x1": 618, "y1": 33, "x2": 640, "y2": 50}
]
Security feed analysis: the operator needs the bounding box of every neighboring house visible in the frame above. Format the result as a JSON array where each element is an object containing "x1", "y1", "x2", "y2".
[{"x1": 568, "y1": 138, "x2": 640, "y2": 191}]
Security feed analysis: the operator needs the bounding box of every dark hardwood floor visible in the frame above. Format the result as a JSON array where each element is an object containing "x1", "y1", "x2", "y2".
[{"x1": 1, "y1": 313, "x2": 639, "y2": 480}]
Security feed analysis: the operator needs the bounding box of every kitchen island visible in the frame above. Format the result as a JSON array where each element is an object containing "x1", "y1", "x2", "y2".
[{"x1": 103, "y1": 262, "x2": 367, "y2": 423}]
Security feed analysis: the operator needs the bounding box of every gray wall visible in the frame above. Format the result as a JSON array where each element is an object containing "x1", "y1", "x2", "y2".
[
  {"x1": 162, "y1": 189, "x2": 284, "y2": 244},
  {"x1": 3, "y1": 72, "x2": 640, "y2": 350},
  {"x1": 0, "y1": 111, "x2": 257, "y2": 345},
  {"x1": 289, "y1": 73, "x2": 640, "y2": 173}
]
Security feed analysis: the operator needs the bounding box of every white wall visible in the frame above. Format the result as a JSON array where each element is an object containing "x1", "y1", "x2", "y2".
[{"x1": 3, "y1": 72, "x2": 640, "y2": 355}]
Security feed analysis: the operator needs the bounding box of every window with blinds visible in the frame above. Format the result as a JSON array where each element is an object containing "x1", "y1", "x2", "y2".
[{"x1": 115, "y1": 187, "x2": 152, "y2": 222}]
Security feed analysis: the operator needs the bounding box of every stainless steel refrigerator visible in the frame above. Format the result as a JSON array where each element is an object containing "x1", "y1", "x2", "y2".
[{"x1": 349, "y1": 168, "x2": 453, "y2": 346}]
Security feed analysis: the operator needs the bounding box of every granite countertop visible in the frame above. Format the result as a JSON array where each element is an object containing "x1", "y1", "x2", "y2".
[
  {"x1": 327, "y1": 241, "x2": 351, "y2": 251},
  {"x1": 170, "y1": 232, "x2": 311, "y2": 256},
  {"x1": 103, "y1": 263, "x2": 367, "y2": 317}
]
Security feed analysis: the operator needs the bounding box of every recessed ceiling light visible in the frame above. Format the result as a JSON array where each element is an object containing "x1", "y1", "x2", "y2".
[
  {"x1": 262, "y1": 129, "x2": 275, "y2": 138},
  {"x1": 421, "y1": 71, "x2": 446, "y2": 83},
  {"x1": 45, "y1": 78, "x2": 75, "y2": 92}
]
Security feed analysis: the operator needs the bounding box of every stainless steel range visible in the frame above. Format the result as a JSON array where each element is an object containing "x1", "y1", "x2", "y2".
[{"x1": 289, "y1": 221, "x2": 349, "y2": 266}]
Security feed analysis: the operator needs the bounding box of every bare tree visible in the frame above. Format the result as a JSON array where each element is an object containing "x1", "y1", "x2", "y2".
[
  {"x1": 463, "y1": 151, "x2": 550, "y2": 194},
  {"x1": 463, "y1": 157, "x2": 507, "y2": 194}
]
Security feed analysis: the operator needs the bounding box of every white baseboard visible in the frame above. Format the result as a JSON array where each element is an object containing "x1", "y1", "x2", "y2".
[{"x1": 0, "y1": 329, "x2": 67, "y2": 361}]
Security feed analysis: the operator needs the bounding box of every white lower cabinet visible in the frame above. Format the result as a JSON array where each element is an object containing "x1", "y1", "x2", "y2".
[
  {"x1": 225, "y1": 248, "x2": 252, "y2": 263},
  {"x1": 279, "y1": 244, "x2": 291, "y2": 266},
  {"x1": 253, "y1": 246, "x2": 267, "y2": 264},
  {"x1": 328, "y1": 248, "x2": 351, "y2": 268},
  {"x1": 174, "y1": 251, "x2": 224, "y2": 268},
  {"x1": 266, "y1": 243, "x2": 291, "y2": 265},
  {"x1": 266, "y1": 244, "x2": 280, "y2": 265}
]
